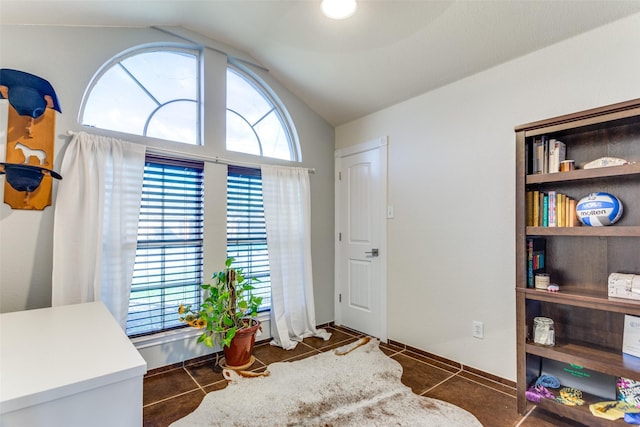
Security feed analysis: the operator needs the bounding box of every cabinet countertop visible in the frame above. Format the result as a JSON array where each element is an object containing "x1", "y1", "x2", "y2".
[{"x1": 0, "y1": 301, "x2": 147, "y2": 414}]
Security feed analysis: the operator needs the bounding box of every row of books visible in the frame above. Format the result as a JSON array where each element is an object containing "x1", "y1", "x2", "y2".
[
  {"x1": 526, "y1": 190, "x2": 579, "y2": 227},
  {"x1": 527, "y1": 136, "x2": 566, "y2": 174},
  {"x1": 526, "y1": 237, "x2": 545, "y2": 288}
]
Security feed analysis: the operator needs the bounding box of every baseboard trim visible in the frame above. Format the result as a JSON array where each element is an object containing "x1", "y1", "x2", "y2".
[
  {"x1": 387, "y1": 338, "x2": 515, "y2": 389},
  {"x1": 146, "y1": 322, "x2": 515, "y2": 391}
]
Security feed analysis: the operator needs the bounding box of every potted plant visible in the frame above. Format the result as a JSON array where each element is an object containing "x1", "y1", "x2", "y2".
[{"x1": 179, "y1": 257, "x2": 263, "y2": 368}]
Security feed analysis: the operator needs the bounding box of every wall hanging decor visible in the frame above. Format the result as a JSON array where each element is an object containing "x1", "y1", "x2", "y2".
[{"x1": 0, "y1": 69, "x2": 62, "y2": 210}]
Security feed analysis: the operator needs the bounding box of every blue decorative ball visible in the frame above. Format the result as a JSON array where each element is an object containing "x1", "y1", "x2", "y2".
[{"x1": 576, "y1": 192, "x2": 623, "y2": 226}]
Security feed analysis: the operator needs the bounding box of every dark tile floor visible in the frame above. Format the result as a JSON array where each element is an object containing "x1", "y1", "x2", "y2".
[{"x1": 142, "y1": 325, "x2": 584, "y2": 427}]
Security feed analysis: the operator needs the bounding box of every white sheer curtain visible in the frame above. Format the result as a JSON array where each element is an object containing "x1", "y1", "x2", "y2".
[
  {"x1": 261, "y1": 165, "x2": 331, "y2": 350},
  {"x1": 52, "y1": 131, "x2": 146, "y2": 330}
]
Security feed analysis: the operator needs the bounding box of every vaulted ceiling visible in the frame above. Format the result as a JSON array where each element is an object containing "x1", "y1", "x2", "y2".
[{"x1": 2, "y1": 1, "x2": 640, "y2": 126}]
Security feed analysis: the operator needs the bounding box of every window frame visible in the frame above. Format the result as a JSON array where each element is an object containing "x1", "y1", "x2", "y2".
[
  {"x1": 226, "y1": 62, "x2": 301, "y2": 162},
  {"x1": 126, "y1": 155, "x2": 205, "y2": 338},
  {"x1": 79, "y1": 42, "x2": 203, "y2": 146},
  {"x1": 76, "y1": 42, "x2": 306, "y2": 344}
]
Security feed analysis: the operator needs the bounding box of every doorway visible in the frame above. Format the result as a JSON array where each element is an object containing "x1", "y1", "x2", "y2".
[{"x1": 334, "y1": 137, "x2": 387, "y2": 341}]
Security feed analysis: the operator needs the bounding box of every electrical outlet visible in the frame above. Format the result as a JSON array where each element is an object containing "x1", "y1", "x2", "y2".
[{"x1": 472, "y1": 321, "x2": 484, "y2": 339}]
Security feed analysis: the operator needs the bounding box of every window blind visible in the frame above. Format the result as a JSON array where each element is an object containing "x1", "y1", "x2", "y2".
[
  {"x1": 126, "y1": 156, "x2": 204, "y2": 337},
  {"x1": 227, "y1": 166, "x2": 271, "y2": 311}
]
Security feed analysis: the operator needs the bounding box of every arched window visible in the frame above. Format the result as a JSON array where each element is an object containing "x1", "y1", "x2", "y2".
[
  {"x1": 80, "y1": 45, "x2": 299, "y2": 161},
  {"x1": 80, "y1": 44, "x2": 201, "y2": 145},
  {"x1": 226, "y1": 65, "x2": 299, "y2": 161},
  {"x1": 80, "y1": 44, "x2": 300, "y2": 338}
]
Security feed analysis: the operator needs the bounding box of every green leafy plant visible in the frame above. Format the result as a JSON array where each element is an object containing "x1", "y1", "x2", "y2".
[{"x1": 179, "y1": 257, "x2": 263, "y2": 348}]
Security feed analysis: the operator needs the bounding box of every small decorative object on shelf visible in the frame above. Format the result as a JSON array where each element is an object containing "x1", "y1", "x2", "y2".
[
  {"x1": 576, "y1": 192, "x2": 623, "y2": 226},
  {"x1": 533, "y1": 317, "x2": 554, "y2": 346},
  {"x1": 583, "y1": 156, "x2": 632, "y2": 169},
  {"x1": 560, "y1": 160, "x2": 575, "y2": 172},
  {"x1": 534, "y1": 273, "x2": 550, "y2": 290},
  {"x1": 618, "y1": 377, "x2": 640, "y2": 407},
  {"x1": 609, "y1": 273, "x2": 640, "y2": 301}
]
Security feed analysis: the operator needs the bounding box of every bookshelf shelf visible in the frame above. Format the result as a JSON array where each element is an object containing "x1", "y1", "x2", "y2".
[
  {"x1": 535, "y1": 393, "x2": 630, "y2": 426},
  {"x1": 526, "y1": 226, "x2": 640, "y2": 237},
  {"x1": 526, "y1": 162, "x2": 640, "y2": 185},
  {"x1": 517, "y1": 287, "x2": 640, "y2": 315},
  {"x1": 515, "y1": 99, "x2": 640, "y2": 421},
  {"x1": 526, "y1": 341, "x2": 640, "y2": 380}
]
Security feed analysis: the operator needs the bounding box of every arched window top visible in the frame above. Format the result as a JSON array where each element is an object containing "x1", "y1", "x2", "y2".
[
  {"x1": 79, "y1": 43, "x2": 300, "y2": 161},
  {"x1": 80, "y1": 44, "x2": 201, "y2": 145},
  {"x1": 226, "y1": 64, "x2": 300, "y2": 161}
]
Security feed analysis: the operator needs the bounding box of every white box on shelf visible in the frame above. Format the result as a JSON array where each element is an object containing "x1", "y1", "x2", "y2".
[
  {"x1": 623, "y1": 315, "x2": 640, "y2": 358},
  {"x1": 608, "y1": 273, "x2": 640, "y2": 301}
]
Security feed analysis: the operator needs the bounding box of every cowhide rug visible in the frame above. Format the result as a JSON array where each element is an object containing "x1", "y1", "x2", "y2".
[{"x1": 170, "y1": 337, "x2": 483, "y2": 426}]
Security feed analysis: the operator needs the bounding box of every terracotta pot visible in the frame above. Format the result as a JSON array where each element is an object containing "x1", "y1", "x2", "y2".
[{"x1": 223, "y1": 319, "x2": 260, "y2": 367}]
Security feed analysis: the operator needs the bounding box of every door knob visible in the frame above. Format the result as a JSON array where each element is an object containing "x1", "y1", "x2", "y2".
[{"x1": 365, "y1": 248, "x2": 379, "y2": 257}]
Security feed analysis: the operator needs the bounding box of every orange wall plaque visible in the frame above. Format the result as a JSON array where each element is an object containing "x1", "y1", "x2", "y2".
[
  {"x1": 0, "y1": 69, "x2": 61, "y2": 210},
  {"x1": 3, "y1": 105, "x2": 57, "y2": 210}
]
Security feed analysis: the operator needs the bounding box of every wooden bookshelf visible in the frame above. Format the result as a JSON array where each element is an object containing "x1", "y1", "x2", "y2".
[{"x1": 515, "y1": 99, "x2": 640, "y2": 423}]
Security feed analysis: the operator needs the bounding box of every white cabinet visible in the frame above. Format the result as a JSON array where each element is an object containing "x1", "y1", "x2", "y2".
[{"x1": 1, "y1": 302, "x2": 147, "y2": 427}]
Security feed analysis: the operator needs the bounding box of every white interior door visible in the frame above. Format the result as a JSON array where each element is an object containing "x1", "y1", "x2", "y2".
[{"x1": 335, "y1": 137, "x2": 387, "y2": 341}]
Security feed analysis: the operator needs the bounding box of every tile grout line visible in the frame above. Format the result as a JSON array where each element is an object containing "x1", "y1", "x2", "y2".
[
  {"x1": 513, "y1": 405, "x2": 536, "y2": 427},
  {"x1": 397, "y1": 349, "x2": 463, "y2": 376},
  {"x1": 407, "y1": 353, "x2": 516, "y2": 399},
  {"x1": 461, "y1": 370, "x2": 517, "y2": 392},
  {"x1": 142, "y1": 378, "x2": 205, "y2": 409},
  {"x1": 450, "y1": 370, "x2": 518, "y2": 400},
  {"x1": 420, "y1": 368, "x2": 464, "y2": 396},
  {"x1": 183, "y1": 364, "x2": 212, "y2": 395}
]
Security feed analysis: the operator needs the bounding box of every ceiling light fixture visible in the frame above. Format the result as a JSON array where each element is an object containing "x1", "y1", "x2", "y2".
[{"x1": 321, "y1": 0, "x2": 357, "y2": 20}]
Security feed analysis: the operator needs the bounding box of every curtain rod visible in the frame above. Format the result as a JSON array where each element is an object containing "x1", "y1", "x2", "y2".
[
  {"x1": 66, "y1": 130, "x2": 315, "y2": 174},
  {"x1": 147, "y1": 146, "x2": 316, "y2": 174}
]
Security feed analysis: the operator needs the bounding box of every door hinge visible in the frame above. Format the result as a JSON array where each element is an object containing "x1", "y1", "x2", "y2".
[
  {"x1": 338, "y1": 171, "x2": 342, "y2": 180},
  {"x1": 339, "y1": 293, "x2": 342, "y2": 303},
  {"x1": 338, "y1": 232, "x2": 342, "y2": 241}
]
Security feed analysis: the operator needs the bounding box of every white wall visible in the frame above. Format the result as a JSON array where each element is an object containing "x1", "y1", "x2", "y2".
[
  {"x1": 0, "y1": 25, "x2": 335, "y2": 369},
  {"x1": 335, "y1": 13, "x2": 640, "y2": 380}
]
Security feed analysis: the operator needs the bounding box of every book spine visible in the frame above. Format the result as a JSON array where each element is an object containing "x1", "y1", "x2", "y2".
[
  {"x1": 542, "y1": 136, "x2": 549, "y2": 174},
  {"x1": 549, "y1": 139, "x2": 558, "y2": 173},
  {"x1": 548, "y1": 190, "x2": 557, "y2": 227},
  {"x1": 542, "y1": 194, "x2": 548, "y2": 227},
  {"x1": 527, "y1": 238, "x2": 533, "y2": 288},
  {"x1": 526, "y1": 140, "x2": 532, "y2": 175},
  {"x1": 557, "y1": 140, "x2": 566, "y2": 166},
  {"x1": 535, "y1": 139, "x2": 543, "y2": 174},
  {"x1": 569, "y1": 198, "x2": 577, "y2": 227},
  {"x1": 526, "y1": 191, "x2": 533, "y2": 226},
  {"x1": 533, "y1": 190, "x2": 540, "y2": 227}
]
